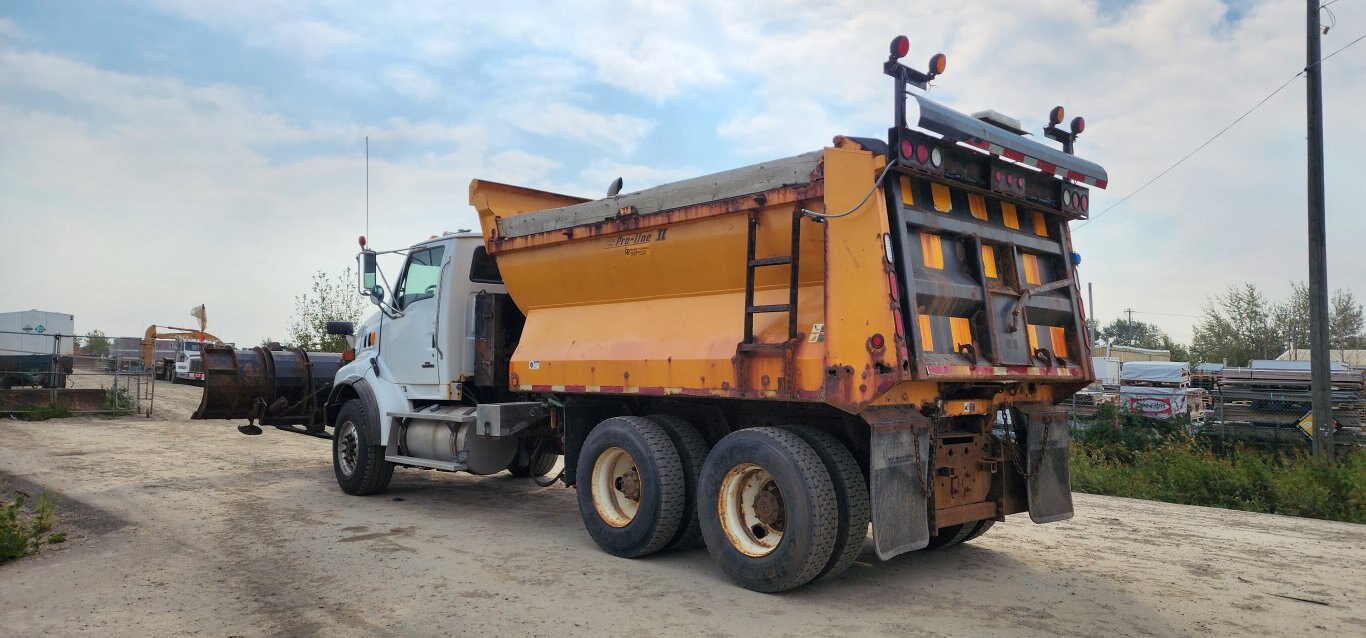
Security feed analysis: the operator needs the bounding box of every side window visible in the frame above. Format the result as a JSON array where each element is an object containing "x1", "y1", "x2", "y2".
[
  {"x1": 396, "y1": 246, "x2": 446, "y2": 309},
  {"x1": 469, "y1": 246, "x2": 502, "y2": 284}
]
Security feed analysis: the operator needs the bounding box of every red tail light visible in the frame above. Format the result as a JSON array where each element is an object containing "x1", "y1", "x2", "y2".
[{"x1": 890, "y1": 36, "x2": 910, "y2": 59}]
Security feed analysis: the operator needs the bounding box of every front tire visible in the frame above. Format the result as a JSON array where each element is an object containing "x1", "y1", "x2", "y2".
[
  {"x1": 698, "y1": 427, "x2": 839, "y2": 593},
  {"x1": 575, "y1": 416, "x2": 686, "y2": 558},
  {"x1": 508, "y1": 439, "x2": 558, "y2": 478},
  {"x1": 333, "y1": 399, "x2": 394, "y2": 496}
]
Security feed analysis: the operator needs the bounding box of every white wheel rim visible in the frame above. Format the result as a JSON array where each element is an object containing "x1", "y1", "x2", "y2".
[
  {"x1": 591, "y1": 447, "x2": 641, "y2": 528},
  {"x1": 718, "y1": 463, "x2": 785, "y2": 557},
  {"x1": 337, "y1": 420, "x2": 359, "y2": 476}
]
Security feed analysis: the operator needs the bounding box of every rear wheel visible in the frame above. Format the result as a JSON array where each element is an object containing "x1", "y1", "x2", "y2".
[
  {"x1": 646, "y1": 414, "x2": 711, "y2": 551},
  {"x1": 698, "y1": 427, "x2": 839, "y2": 593},
  {"x1": 332, "y1": 399, "x2": 394, "y2": 496},
  {"x1": 779, "y1": 425, "x2": 870, "y2": 581},
  {"x1": 962, "y1": 519, "x2": 996, "y2": 543},
  {"x1": 575, "y1": 417, "x2": 685, "y2": 558}
]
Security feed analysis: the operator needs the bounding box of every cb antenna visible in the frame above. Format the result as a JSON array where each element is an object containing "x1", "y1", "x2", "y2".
[{"x1": 365, "y1": 135, "x2": 370, "y2": 239}]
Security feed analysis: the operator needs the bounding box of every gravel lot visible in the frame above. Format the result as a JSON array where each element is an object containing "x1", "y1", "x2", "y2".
[{"x1": 2, "y1": 381, "x2": 1364, "y2": 636}]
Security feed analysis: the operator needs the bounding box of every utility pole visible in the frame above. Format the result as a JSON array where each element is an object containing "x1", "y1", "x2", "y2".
[
  {"x1": 1306, "y1": 0, "x2": 1333, "y2": 462},
  {"x1": 1088, "y1": 283, "x2": 1096, "y2": 336},
  {"x1": 1125, "y1": 308, "x2": 1134, "y2": 325}
]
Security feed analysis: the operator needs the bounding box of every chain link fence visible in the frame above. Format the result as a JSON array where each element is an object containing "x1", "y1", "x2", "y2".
[
  {"x1": 1065, "y1": 365, "x2": 1365, "y2": 453},
  {"x1": 1, "y1": 330, "x2": 155, "y2": 418}
]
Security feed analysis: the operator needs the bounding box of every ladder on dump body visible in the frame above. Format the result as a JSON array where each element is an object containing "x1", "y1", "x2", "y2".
[{"x1": 737, "y1": 208, "x2": 801, "y2": 394}]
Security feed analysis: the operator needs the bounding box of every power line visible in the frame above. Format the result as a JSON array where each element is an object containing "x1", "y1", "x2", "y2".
[{"x1": 1075, "y1": 29, "x2": 1366, "y2": 231}]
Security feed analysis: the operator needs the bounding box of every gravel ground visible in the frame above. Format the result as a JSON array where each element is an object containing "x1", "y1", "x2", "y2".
[{"x1": 1, "y1": 381, "x2": 1364, "y2": 636}]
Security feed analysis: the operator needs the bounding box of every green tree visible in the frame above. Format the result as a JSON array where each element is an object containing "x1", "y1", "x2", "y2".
[
  {"x1": 1331, "y1": 289, "x2": 1364, "y2": 360},
  {"x1": 1096, "y1": 318, "x2": 1191, "y2": 362},
  {"x1": 1191, "y1": 284, "x2": 1282, "y2": 366},
  {"x1": 1096, "y1": 318, "x2": 1166, "y2": 349},
  {"x1": 1271, "y1": 281, "x2": 1310, "y2": 360},
  {"x1": 288, "y1": 268, "x2": 366, "y2": 353},
  {"x1": 85, "y1": 330, "x2": 110, "y2": 357}
]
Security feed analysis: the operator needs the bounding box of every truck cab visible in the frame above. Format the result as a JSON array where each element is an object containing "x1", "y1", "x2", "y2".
[{"x1": 346, "y1": 233, "x2": 510, "y2": 401}]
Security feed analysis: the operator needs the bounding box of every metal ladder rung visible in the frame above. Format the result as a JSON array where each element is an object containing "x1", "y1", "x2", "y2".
[
  {"x1": 747, "y1": 304, "x2": 792, "y2": 314},
  {"x1": 748, "y1": 256, "x2": 793, "y2": 267},
  {"x1": 737, "y1": 342, "x2": 789, "y2": 352}
]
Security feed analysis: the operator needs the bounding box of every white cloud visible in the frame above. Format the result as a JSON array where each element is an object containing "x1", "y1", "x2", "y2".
[
  {"x1": 0, "y1": 47, "x2": 554, "y2": 343},
  {"x1": 4, "y1": 0, "x2": 1366, "y2": 349},
  {"x1": 512, "y1": 102, "x2": 655, "y2": 155},
  {"x1": 0, "y1": 17, "x2": 25, "y2": 40},
  {"x1": 382, "y1": 65, "x2": 442, "y2": 102}
]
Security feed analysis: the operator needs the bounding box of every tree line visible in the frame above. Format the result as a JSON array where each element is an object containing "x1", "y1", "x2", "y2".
[{"x1": 1097, "y1": 282, "x2": 1365, "y2": 367}]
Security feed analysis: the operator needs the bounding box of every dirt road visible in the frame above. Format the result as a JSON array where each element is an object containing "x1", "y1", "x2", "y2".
[{"x1": 2, "y1": 382, "x2": 1364, "y2": 636}]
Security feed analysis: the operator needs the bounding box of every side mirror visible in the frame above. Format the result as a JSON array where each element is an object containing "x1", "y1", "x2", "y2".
[
  {"x1": 370, "y1": 285, "x2": 385, "y2": 305},
  {"x1": 359, "y1": 250, "x2": 378, "y2": 295},
  {"x1": 325, "y1": 321, "x2": 355, "y2": 336}
]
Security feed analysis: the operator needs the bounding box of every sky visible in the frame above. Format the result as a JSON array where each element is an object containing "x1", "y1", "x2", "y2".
[{"x1": 1, "y1": 0, "x2": 1363, "y2": 346}]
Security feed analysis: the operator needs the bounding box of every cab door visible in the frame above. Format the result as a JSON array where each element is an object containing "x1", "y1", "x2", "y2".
[{"x1": 380, "y1": 243, "x2": 447, "y2": 386}]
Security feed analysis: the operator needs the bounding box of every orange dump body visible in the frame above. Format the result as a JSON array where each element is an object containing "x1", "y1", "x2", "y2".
[{"x1": 471, "y1": 138, "x2": 1092, "y2": 416}]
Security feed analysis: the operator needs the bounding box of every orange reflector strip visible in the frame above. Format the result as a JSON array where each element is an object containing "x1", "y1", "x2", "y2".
[
  {"x1": 931, "y1": 183, "x2": 952, "y2": 212},
  {"x1": 950, "y1": 317, "x2": 972, "y2": 350},
  {"x1": 918, "y1": 315, "x2": 934, "y2": 352},
  {"x1": 1049, "y1": 326, "x2": 1069, "y2": 358},
  {"x1": 981, "y1": 245, "x2": 998, "y2": 278},
  {"x1": 1022, "y1": 253, "x2": 1041, "y2": 285},
  {"x1": 967, "y1": 193, "x2": 987, "y2": 220},
  {"x1": 1001, "y1": 202, "x2": 1020, "y2": 229},
  {"x1": 919, "y1": 232, "x2": 944, "y2": 270},
  {"x1": 1027, "y1": 324, "x2": 1040, "y2": 353},
  {"x1": 899, "y1": 176, "x2": 915, "y2": 206},
  {"x1": 1031, "y1": 211, "x2": 1049, "y2": 237}
]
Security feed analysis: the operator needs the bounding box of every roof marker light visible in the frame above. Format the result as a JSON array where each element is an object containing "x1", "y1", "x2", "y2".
[
  {"x1": 1049, "y1": 106, "x2": 1066, "y2": 126},
  {"x1": 1070, "y1": 116, "x2": 1086, "y2": 135},
  {"x1": 358, "y1": 235, "x2": 367, "y2": 248},
  {"x1": 890, "y1": 36, "x2": 910, "y2": 59},
  {"x1": 929, "y1": 53, "x2": 947, "y2": 76}
]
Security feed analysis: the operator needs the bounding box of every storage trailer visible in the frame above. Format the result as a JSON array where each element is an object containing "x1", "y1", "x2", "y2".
[
  {"x1": 0, "y1": 309, "x2": 75, "y2": 388},
  {"x1": 195, "y1": 38, "x2": 1107, "y2": 591}
]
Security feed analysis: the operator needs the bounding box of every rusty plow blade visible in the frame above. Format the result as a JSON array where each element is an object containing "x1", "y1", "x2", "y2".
[{"x1": 192, "y1": 344, "x2": 344, "y2": 439}]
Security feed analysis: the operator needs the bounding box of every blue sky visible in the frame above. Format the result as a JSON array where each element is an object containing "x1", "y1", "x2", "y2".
[{"x1": 2, "y1": 0, "x2": 1363, "y2": 346}]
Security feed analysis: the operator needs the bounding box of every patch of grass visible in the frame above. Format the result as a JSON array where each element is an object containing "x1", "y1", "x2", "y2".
[
  {"x1": 1072, "y1": 437, "x2": 1366, "y2": 524},
  {"x1": 100, "y1": 385, "x2": 133, "y2": 415},
  {"x1": 1, "y1": 483, "x2": 63, "y2": 562},
  {"x1": 16, "y1": 401, "x2": 72, "y2": 421}
]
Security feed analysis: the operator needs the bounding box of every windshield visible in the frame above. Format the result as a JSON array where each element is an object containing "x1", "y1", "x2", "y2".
[{"x1": 183, "y1": 341, "x2": 202, "y2": 352}]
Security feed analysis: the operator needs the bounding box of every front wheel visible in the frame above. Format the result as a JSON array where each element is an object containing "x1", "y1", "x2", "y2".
[
  {"x1": 698, "y1": 427, "x2": 839, "y2": 593},
  {"x1": 333, "y1": 399, "x2": 394, "y2": 496}
]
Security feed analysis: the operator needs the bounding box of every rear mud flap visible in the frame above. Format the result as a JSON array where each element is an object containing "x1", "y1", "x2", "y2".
[
  {"x1": 866, "y1": 407, "x2": 932, "y2": 560},
  {"x1": 1017, "y1": 405, "x2": 1073, "y2": 523}
]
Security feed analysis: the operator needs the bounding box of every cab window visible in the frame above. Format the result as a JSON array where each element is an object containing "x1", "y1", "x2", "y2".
[
  {"x1": 469, "y1": 246, "x2": 502, "y2": 284},
  {"x1": 396, "y1": 246, "x2": 446, "y2": 309}
]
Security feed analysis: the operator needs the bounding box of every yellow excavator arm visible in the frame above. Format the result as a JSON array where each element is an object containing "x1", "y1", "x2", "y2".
[{"x1": 141, "y1": 324, "x2": 221, "y2": 371}]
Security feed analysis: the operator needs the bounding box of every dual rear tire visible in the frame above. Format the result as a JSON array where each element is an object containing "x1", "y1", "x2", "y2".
[{"x1": 576, "y1": 419, "x2": 869, "y2": 592}]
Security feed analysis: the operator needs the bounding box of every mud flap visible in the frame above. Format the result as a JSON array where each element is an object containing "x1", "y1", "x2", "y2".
[
  {"x1": 1017, "y1": 405, "x2": 1073, "y2": 523},
  {"x1": 865, "y1": 407, "x2": 932, "y2": 560}
]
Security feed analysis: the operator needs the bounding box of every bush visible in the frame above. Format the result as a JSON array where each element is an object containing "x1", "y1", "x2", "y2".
[
  {"x1": 1, "y1": 485, "x2": 61, "y2": 562},
  {"x1": 1072, "y1": 440, "x2": 1365, "y2": 524},
  {"x1": 17, "y1": 402, "x2": 72, "y2": 421}
]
